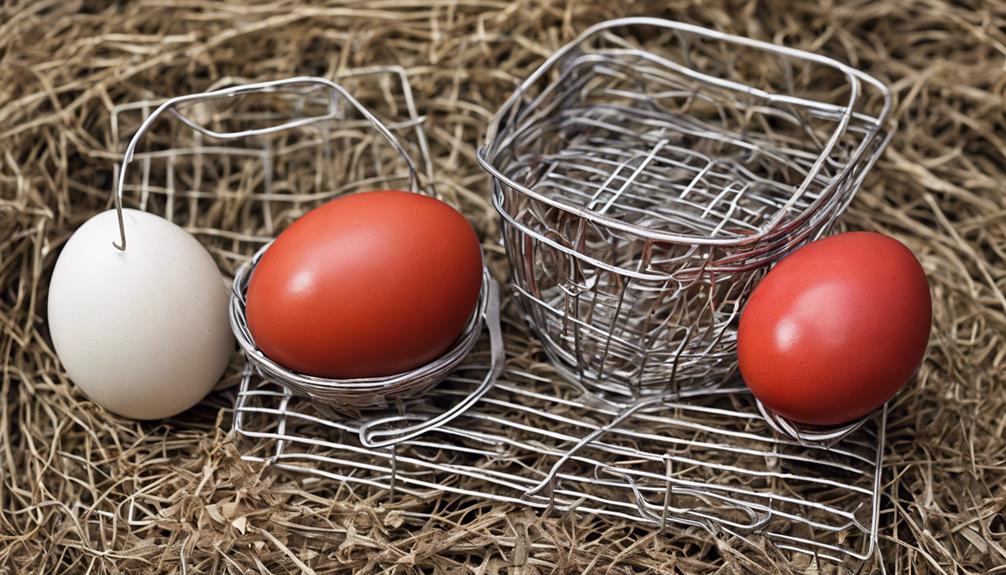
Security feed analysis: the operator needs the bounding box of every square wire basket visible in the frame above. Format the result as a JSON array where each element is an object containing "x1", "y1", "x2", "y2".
[
  {"x1": 478, "y1": 17, "x2": 893, "y2": 399},
  {"x1": 108, "y1": 59, "x2": 889, "y2": 568}
]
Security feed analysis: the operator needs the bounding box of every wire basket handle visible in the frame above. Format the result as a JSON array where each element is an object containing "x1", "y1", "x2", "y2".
[{"x1": 112, "y1": 76, "x2": 419, "y2": 251}]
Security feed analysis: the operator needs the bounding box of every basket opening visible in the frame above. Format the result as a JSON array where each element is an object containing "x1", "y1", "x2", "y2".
[{"x1": 487, "y1": 23, "x2": 888, "y2": 243}]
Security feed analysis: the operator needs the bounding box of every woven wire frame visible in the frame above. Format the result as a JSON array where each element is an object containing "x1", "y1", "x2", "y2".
[
  {"x1": 109, "y1": 67, "x2": 435, "y2": 273},
  {"x1": 234, "y1": 369, "x2": 886, "y2": 567},
  {"x1": 108, "y1": 70, "x2": 505, "y2": 411},
  {"x1": 478, "y1": 18, "x2": 893, "y2": 399}
]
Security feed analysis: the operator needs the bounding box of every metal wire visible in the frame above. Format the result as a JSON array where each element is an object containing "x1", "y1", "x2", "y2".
[
  {"x1": 112, "y1": 75, "x2": 420, "y2": 252},
  {"x1": 231, "y1": 260, "x2": 498, "y2": 411},
  {"x1": 478, "y1": 17, "x2": 893, "y2": 400},
  {"x1": 233, "y1": 371, "x2": 886, "y2": 566},
  {"x1": 107, "y1": 62, "x2": 887, "y2": 567},
  {"x1": 110, "y1": 70, "x2": 493, "y2": 411},
  {"x1": 109, "y1": 66, "x2": 436, "y2": 264}
]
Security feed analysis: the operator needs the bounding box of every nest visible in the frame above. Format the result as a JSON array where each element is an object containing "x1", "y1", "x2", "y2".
[{"x1": 1, "y1": 1, "x2": 1004, "y2": 573}]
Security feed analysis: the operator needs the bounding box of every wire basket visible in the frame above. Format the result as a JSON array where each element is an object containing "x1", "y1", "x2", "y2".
[
  {"x1": 109, "y1": 70, "x2": 502, "y2": 412},
  {"x1": 478, "y1": 18, "x2": 893, "y2": 399}
]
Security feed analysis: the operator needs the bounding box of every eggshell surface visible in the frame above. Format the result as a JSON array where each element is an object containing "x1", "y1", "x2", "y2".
[
  {"x1": 738, "y1": 232, "x2": 932, "y2": 426},
  {"x1": 246, "y1": 190, "x2": 483, "y2": 379},
  {"x1": 47, "y1": 209, "x2": 234, "y2": 420}
]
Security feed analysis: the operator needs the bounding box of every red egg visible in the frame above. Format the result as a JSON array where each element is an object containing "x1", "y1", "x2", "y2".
[
  {"x1": 246, "y1": 190, "x2": 483, "y2": 379},
  {"x1": 738, "y1": 232, "x2": 931, "y2": 426}
]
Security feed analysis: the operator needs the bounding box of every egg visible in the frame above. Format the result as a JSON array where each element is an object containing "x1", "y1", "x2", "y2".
[
  {"x1": 738, "y1": 232, "x2": 932, "y2": 426},
  {"x1": 246, "y1": 190, "x2": 483, "y2": 379},
  {"x1": 47, "y1": 209, "x2": 234, "y2": 420}
]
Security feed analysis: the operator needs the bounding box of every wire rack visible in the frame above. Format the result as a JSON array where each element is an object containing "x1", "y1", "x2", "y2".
[
  {"x1": 479, "y1": 17, "x2": 893, "y2": 399},
  {"x1": 108, "y1": 61, "x2": 887, "y2": 568},
  {"x1": 234, "y1": 364, "x2": 886, "y2": 566}
]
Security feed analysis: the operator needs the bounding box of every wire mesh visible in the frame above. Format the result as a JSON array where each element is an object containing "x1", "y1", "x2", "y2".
[
  {"x1": 478, "y1": 17, "x2": 893, "y2": 399},
  {"x1": 109, "y1": 67, "x2": 435, "y2": 273},
  {"x1": 109, "y1": 71, "x2": 503, "y2": 411},
  {"x1": 234, "y1": 365, "x2": 885, "y2": 566}
]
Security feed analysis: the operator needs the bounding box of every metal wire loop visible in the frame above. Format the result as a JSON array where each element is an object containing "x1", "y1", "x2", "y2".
[
  {"x1": 754, "y1": 399, "x2": 870, "y2": 446},
  {"x1": 356, "y1": 280, "x2": 504, "y2": 448},
  {"x1": 112, "y1": 76, "x2": 419, "y2": 251},
  {"x1": 231, "y1": 251, "x2": 496, "y2": 410}
]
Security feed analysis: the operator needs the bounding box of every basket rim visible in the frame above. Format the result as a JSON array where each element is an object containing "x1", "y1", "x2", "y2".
[
  {"x1": 229, "y1": 240, "x2": 491, "y2": 399},
  {"x1": 478, "y1": 17, "x2": 894, "y2": 247}
]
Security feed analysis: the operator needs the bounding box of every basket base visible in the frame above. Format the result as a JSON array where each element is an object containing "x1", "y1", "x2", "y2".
[{"x1": 232, "y1": 352, "x2": 885, "y2": 567}]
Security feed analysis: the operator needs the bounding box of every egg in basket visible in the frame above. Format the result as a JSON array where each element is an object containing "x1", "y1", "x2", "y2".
[
  {"x1": 48, "y1": 71, "x2": 503, "y2": 425},
  {"x1": 218, "y1": 76, "x2": 503, "y2": 426},
  {"x1": 478, "y1": 17, "x2": 927, "y2": 441}
]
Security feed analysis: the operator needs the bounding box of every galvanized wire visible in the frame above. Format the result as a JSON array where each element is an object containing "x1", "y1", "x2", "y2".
[
  {"x1": 234, "y1": 372, "x2": 886, "y2": 566},
  {"x1": 110, "y1": 70, "x2": 497, "y2": 411},
  {"x1": 109, "y1": 60, "x2": 886, "y2": 568},
  {"x1": 479, "y1": 17, "x2": 893, "y2": 400}
]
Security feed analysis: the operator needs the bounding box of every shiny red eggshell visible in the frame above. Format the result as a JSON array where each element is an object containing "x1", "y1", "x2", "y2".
[
  {"x1": 246, "y1": 190, "x2": 483, "y2": 379},
  {"x1": 738, "y1": 232, "x2": 932, "y2": 426}
]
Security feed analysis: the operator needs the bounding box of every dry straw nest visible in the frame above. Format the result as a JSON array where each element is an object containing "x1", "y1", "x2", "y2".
[{"x1": 2, "y1": 1, "x2": 1005, "y2": 573}]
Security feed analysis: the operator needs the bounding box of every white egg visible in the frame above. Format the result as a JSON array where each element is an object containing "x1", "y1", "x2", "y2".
[{"x1": 47, "y1": 209, "x2": 234, "y2": 419}]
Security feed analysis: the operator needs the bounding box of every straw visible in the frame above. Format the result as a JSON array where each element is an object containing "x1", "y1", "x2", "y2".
[{"x1": 1, "y1": 1, "x2": 1004, "y2": 572}]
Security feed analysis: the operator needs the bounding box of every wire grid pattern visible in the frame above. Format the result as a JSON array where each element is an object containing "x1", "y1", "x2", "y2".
[
  {"x1": 234, "y1": 365, "x2": 885, "y2": 566},
  {"x1": 109, "y1": 67, "x2": 435, "y2": 274},
  {"x1": 479, "y1": 18, "x2": 892, "y2": 398},
  {"x1": 110, "y1": 71, "x2": 506, "y2": 412}
]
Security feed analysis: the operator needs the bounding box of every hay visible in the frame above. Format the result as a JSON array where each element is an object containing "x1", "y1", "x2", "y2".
[{"x1": 1, "y1": 0, "x2": 1004, "y2": 573}]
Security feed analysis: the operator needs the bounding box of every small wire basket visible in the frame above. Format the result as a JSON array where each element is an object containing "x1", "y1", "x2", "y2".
[
  {"x1": 478, "y1": 17, "x2": 893, "y2": 399},
  {"x1": 109, "y1": 70, "x2": 503, "y2": 412}
]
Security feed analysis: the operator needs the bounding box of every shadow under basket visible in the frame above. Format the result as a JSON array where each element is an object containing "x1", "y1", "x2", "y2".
[{"x1": 478, "y1": 17, "x2": 893, "y2": 399}]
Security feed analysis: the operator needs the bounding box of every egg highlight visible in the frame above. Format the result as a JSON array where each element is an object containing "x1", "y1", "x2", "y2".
[{"x1": 245, "y1": 190, "x2": 483, "y2": 379}]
